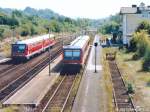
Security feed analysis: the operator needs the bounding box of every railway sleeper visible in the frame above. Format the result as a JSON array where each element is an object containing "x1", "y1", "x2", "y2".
[
  {"x1": 114, "y1": 86, "x2": 126, "y2": 89},
  {"x1": 118, "y1": 107, "x2": 135, "y2": 112},
  {"x1": 2, "y1": 104, "x2": 36, "y2": 108},
  {"x1": 118, "y1": 104, "x2": 133, "y2": 108},
  {"x1": 115, "y1": 91, "x2": 128, "y2": 95},
  {"x1": 115, "y1": 94, "x2": 129, "y2": 98},
  {"x1": 114, "y1": 85, "x2": 127, "y2": 90},
  {"x1": 111, "y1": 73, "x2": 120, "y2": 77}
]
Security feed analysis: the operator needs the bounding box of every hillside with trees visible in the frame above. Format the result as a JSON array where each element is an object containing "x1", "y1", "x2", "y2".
[{"x1": 0, "y1": 7, "x2": 99, "y2": 41}]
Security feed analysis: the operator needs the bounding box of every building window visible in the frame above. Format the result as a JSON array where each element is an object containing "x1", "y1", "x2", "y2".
[{"x1": 142, "y1": 12, "x2": 149, "y2": 18}]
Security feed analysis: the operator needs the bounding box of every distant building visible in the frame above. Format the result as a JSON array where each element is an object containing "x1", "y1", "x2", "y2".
[{"x1": 120, "y1": 2, "x2": 150, "y2": 45}]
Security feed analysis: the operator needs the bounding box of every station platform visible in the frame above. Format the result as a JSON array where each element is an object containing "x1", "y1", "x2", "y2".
[
  {"x1": 0, "y1": 58, "x2": 11, "y2": 64},
  {"x1": 3, "y1": 55, "x2": 62, "y2": 107},
  {"x1": 72, "y1": 35, "x2": 103, "y2": 112}
]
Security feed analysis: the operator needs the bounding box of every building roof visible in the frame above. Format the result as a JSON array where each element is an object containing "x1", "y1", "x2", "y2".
[
  {"x1": 63, "y1": 35, "x2": 90, "y2": 49},
  {"x1": 120, "y1": 7, "x2": 138, "y2": 14},
  {"x1": 16, "y1": 34, "x2": 54, "y2": 44}
]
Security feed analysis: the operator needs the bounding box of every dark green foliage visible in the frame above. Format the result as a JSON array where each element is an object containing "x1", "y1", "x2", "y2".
[
  {"x1": 30, "y1": 26, "x2": 38, "y2": 35},
  {"x1": 129, "y1": 30, "x2": 150, "y2": 71},
  {"x1": 98, "y1": 14, "x2": 121, "y2": 34},
  {"x1": 147, "y1": 79, "x2": 150, "y2": 86},
  {"x1": 128, "y1": 38, "x2": 137, "y2": 52},
  {"x1": 0, "y1": 28, "x2": 4, "y2": 37},
  {"x1": 0, "y1": 7, "x2": 93, "y2": 39},
  {"x1": 136, "y1": 21, "x2": 150, "y2": 33},
  {"x1": 49, "y1": 20, "x2": 61, "y2": 32},
  {"x1": 99, "y1": 21, "x2": 120, "y2": 34},
  {"x1": 131, "y1": 31, "x2": 149, "y2": 57},
  {"x1": 142, "y1": 45, "x2": 150, "y2": 71},
  {"x1": 0, "y1": 15, "x2": 19, "y2": 26},
  {"x1": 127, "y1": 83, "x2": 134, "y2": 94},
  {"x1": 12, "y1": 10, "x2": 23, "y2": 17}
]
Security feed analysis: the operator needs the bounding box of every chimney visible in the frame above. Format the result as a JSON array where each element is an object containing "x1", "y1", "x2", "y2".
[{"x1": 132, "y1": 5, "x2": 137, "y2": 8}]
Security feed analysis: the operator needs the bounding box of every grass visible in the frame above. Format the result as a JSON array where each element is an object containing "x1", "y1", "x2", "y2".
[
  {"x1": 1, "y1": 42, "x2": 11, "y2": 58},
  {"x1": 63, "y1": 69, "x2": 83, "y2": 112},
  {"x1": 116, "y1": 48, "x2": 150, "y2": 109},
  {"x1": 102, "y1": 48, "x2": 115, "y2": 112},
  {"x1": 1, "y1": 106, "x2": 18, "y2": 112}
]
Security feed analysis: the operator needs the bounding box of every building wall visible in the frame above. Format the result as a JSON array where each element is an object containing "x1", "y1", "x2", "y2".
[{"x1": 122, "y1": 13, "x2": 150, "y2": 45}]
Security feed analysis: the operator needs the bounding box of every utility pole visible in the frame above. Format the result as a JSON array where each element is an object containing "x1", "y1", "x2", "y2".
[
  {"x1": 48, "y1": 28, "x2": 51, "y2": 76},
  {"x1": 94, "y1": 42, "x2": 98, "y2": 73},
  {"x1": 62, "y1": 29, "x2": 64, "y2": 46},
  {"x1": 12, "y1": 26, "x2": 15, "y2": 43}
]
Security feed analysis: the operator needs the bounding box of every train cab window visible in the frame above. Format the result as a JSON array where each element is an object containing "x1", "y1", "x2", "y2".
[
  {"x1": 73, "y1": 50, "x2": 80, "y2": 57},
  {"x1": 64, "y1": 50, "x2": 72, "y2": 57},
  {"x1": 18, "y1": 45, "x2": 25, "y2": 51},
  {"x1": 13, "y1": 44, "x2": 26, "y2": 53}
]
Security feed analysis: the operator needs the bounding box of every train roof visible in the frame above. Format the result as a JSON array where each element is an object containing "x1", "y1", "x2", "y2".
[
  {"x1": 15, "y1": 34, "x2": 54, "y2": 44},
  {"x1": 63, "y1": 35, "x2": 90, "y2": 49}
]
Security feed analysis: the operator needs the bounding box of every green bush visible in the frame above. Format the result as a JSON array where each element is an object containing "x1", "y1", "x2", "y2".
[
  {"x1": 129, "y1": 37, "x2": 137, "y2": 52},
  {"x1": 147, "y1": 79, "x2": 150, "y2": 87},
  {"x1": 131, "y1": 31, "x2": 149, "y2": 57},
  {"x1": 127, "y1": 83, "x2": 134, "y2": 94},
  {"x1": 129, "y1": 21, "x2": 150, "y2": 71},
  {"x1": 143, "y1": 44, "x2": 150, "y2": 71}
]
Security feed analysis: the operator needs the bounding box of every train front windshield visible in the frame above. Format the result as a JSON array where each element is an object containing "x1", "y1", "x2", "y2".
[
  {"x1": 64, "y1": 49, "x2": 81, "y2": 60},
  {"x1": 12, "y1": 44, "x2": 26, "y2": 53}
]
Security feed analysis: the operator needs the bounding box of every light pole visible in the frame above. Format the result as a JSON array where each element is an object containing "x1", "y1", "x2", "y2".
[
  {"x1": 11, "y1": 26, "x2": 15, "y2": 43},
  {"x1": 48, "y1": 28, "x2": 51, "y2": 76},
  {"x1": 94, "y1": 42, "x2": 98, "y2": 73}
]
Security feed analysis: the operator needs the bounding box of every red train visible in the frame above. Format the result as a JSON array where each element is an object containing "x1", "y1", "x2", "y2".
[
  {"x1": 11, "y1": 34, "x2": 56, "y2": 60},
  {"x1": 63, "y1": 35, "x2": 90, "y2": 65}
]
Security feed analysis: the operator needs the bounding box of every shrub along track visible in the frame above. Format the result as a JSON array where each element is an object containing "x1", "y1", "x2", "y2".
[{"x1": 108, "y1": 60, "x2": 136, "y2": 112}]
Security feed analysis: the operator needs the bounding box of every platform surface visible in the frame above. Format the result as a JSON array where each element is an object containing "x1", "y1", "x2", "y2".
[
  {"x1": 0, "y1": 58, "x2": 11, "y2": 63},
  {"x1": 72, "y1": 35, "x2": 103, "y2": 112},
  {"x1": 3, "y1": 55, "x2": 62, "y2": 106}
]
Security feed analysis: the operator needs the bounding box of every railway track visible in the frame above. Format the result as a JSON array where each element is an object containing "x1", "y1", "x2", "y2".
[
  {"x1": 0, "y1": 60, "x2": 21, "y2": 75},
  {"x1": 34, "y1": 64, "x2": 81, "y2": 112},
  {"x1": 42, "y1": 75, "x2": 75, "y2": 112},
  {"x1": 108, "y1": 60, "x2": 136, "y2": 112},
  {"x1": 0, "y1": 45, "x2": 62, "y2": 89},
  {"x1": 0, "y1": 41, "x2": 61, "y2": 76},
  {"x1": 0, "y1": 42, "x2": 62, "y2": 103}
]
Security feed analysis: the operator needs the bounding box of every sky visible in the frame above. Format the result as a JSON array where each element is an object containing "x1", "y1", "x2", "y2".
[{"x1": 0, "y1": 0, "x2": 150, "y2": 19}]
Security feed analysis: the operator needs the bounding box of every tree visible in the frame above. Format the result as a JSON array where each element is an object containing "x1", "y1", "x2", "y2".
[
  {"x1": 49, "y1": 19, "x2": 61, "y2": 32},
  {"x1": 136, "y1": 20, "x2": 150, "y2": 34},
  {"x1": 20, "y1": 24, "x2": 31, "y2": 36},
  {"x1": 12, "y1": 10, "x2": 23, "y2": 17},
  {"x1": 31, "y1": 26, "x2": 38, "y2": 35},
  {"x1": 99, "y1": 21, "x2": 119, "y2": 34},
  {"x1": 0, "y1": 28, "x2": 4, "y2": 38}
]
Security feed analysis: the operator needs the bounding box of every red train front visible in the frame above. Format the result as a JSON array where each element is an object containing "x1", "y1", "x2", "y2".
[{"x1": 63, "y1": 35, "x2": 90, "y2": 65}]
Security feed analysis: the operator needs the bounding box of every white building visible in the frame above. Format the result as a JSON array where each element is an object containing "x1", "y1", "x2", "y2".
[{"x1": 120, "y1": 3, "x2": 150, "y2": 45}]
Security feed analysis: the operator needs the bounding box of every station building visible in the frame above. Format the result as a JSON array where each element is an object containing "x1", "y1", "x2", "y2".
[{"x1": 120, "y1": 2, "x2": 150, "y2": 46}]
